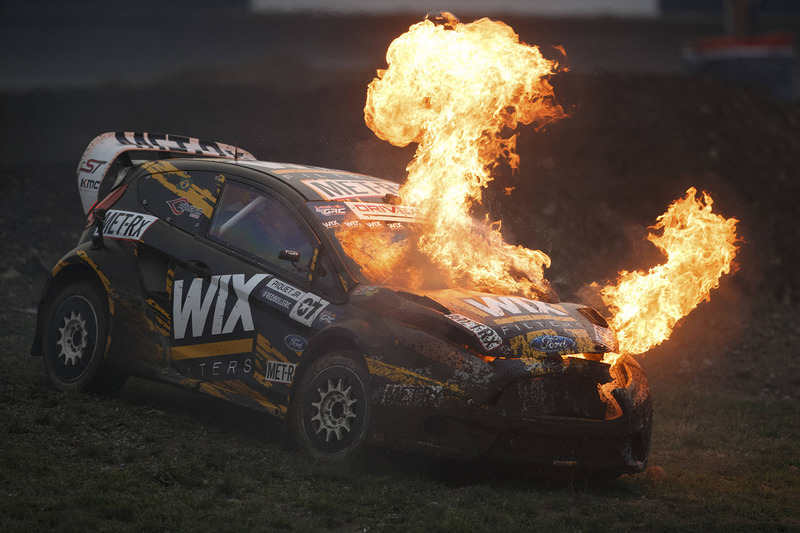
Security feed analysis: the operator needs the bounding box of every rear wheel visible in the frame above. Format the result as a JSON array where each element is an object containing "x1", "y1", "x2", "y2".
[
  {"x1": 43, "y1": 281, "x2": 126, "y2": 393},
  {"x1": 291, "y1": 351, "x2": 371, "y2": 462}
]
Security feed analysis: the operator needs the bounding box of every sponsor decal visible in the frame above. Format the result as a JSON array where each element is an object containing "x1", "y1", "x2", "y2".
[
  {"x1": 114, "y1": 132, "x2": 241, "y2": 158},
  {"x1": 321, "y1": 220, "x2": 339, "y2": 229},
  {"x1": 302, "y1": 178, "x2": 400, "y2": 200},
  {"x1": 530, "y1": 335, "x2": 577, "y2": 353},
  {"x1": 351, "y1": 286, "x2": 381, "y2": 297},
  {"x1": 317, "y1": 310, "x2": 337, "y2": 324},
  {"x1": 98, "y1": 210, "x2": 158, "y2": 241},
  {"x1": 186, "y1": 357, "x2": 255, "y2": 378},
  {"x1": 344, "y1": 220, "x2": 361, "y2": 227},
  {"x1": 265, "y1": 361, "x2": 297, "y2": 384},
  {"x1": 344, "y1": 202, "x2": 419, "y2": 223},
  {"x1": 592, "y1": 324, "x2": 618, "y2": 351},
  {"x1": 79, "y1": 177, "x2": 100, "y2": 190},
  {"x1": 259, "y1": 288, "x2": 293, "y2": 311},
  {"x1": 79, "y1": 158, "x2": 107, "y2": 174},
  {"x1": 365, "y1": 221, "x2": 383, "y2": 228},
  {"x1": 446, "y1": 313, "x2": 503, "y2": 351},
  {"x1": 173, "y1": 273, "x2": 268, "y2": 340},
  {"x1": 284, "y1": 334, "x2": 307, "y2": 353},
  {"x1": 166, "y1": 197, "x2": 204, "y2": 219},
  {"x1": 290, "y1": 292, "x2": 329, "y2": 327},
  {"x1": 314, "y1": 204, "x2": 347, "y2": 216},
  {"x1": 379, "y1": 384, "x2": 443, "y2": 408},
  {"x1": 259, "y1": 278, "x2": 330, "y2": 327},
  {"x1": 462, "y1": 296, "x2": 569, "y2": 318},
  {"x1": 498, "y1": 319, "x2": 574, "y2": 335}
]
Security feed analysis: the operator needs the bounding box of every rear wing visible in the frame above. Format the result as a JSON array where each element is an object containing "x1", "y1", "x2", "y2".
[{"x1": 77, "y1": 132, "x2": 256, "y2": 214}]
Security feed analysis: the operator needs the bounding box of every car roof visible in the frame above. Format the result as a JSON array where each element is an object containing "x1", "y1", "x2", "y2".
[{"x1": 205, "y1": 160, "x2": 402, "y2": 202}]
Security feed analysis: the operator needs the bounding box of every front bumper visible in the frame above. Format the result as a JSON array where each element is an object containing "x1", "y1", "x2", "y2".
[{"x1": 370, "y1": 353, "x2": 652, "y2": 475}]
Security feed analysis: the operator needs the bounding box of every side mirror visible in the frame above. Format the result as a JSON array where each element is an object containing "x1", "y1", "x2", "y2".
[{"x1": 279, "y1": 249, "x2": 301, "y2": 263}]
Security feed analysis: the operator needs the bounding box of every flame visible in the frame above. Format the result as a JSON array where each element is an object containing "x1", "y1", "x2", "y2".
[
  {"x1": 341, "y1": 12, "x2": 741, "y2": 363},
  {"x1": 356, "y1": 12, "x2": 564, "y2": 299},
  {"x1": 600, "y1": 188, "x2": 739, "y2": 356}
]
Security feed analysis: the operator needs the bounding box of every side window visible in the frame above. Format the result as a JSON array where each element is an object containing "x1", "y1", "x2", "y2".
[
  {"x1": 208, "y1": 181, "x2": 316, "y2": 272},
  {"x1": 138, "y1": 164, "x2": 224, "y2": 235}
]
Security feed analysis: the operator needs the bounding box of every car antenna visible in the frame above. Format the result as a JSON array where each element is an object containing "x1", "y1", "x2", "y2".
[{"x1": 234, "y1": 141, "x2": 239, "y2": 162}]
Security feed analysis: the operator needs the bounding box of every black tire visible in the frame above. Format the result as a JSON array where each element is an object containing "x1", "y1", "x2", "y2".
[
  {"x1": 42, "y1": 280, "x2": 127, "y2": 393},
  {"x1": 291, "y1": 351, "x2": 371, "y2": 462}
]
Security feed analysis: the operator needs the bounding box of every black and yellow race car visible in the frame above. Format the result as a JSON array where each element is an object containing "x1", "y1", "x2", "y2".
[{"x1": 32, "y1": 132, "x2": 652, "y2": 476}]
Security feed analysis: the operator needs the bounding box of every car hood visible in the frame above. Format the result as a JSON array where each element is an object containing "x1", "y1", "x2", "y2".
[{"x1": 349, "y1": 286, "x2": 618, "y2": 359}]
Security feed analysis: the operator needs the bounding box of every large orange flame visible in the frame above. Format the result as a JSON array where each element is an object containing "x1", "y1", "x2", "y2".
[
  {"x1": 343, "y1": 12, "x2": 741, "y2": 362},
  {"x1": 361, "y1": 12, "x2": 564, "y2": 299},
  {"x1": 600, "y1": 188, "x2": 739, "y2": 355}
]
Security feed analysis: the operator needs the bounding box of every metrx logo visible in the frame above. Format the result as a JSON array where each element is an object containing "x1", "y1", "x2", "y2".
[{"x1": 173, "y1": 274, "x2": 267, "y2": 340}]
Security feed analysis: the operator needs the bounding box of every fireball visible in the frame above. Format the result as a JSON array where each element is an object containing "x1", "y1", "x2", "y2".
[{"x1": 360, "y1": 12, "x2": 564, "y2": 299}]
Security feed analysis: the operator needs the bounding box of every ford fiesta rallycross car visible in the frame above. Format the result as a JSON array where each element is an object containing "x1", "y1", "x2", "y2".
[{"x1": 32, "y1": 132, "x2": 652, "y2": 475}]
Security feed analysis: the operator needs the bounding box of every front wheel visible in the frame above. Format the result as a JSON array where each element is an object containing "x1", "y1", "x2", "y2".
[
  {"x1": 290, "y1": 351, "x2": 371, "y2": 462},
  {"x1": 42, "y1": 280, "x2": 126, "y2": 393}
]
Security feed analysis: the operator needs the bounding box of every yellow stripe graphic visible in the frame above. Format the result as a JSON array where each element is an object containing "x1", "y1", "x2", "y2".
[{"x1": 171, "y1": 338, "x2": 253, "y2": 361}]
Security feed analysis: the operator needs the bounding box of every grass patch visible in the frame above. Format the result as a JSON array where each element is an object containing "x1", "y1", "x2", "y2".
[{"x1": 1, "y1": 306, "x2": 799, "y2": 532}]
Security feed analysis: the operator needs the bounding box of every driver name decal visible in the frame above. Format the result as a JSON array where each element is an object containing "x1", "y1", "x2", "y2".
[
  {"x1": 260, "y1": 278, "x2": 330, "y2": 327},
  {"x1": 173, "y1": 273, "x2": 268, "y2": 339}
]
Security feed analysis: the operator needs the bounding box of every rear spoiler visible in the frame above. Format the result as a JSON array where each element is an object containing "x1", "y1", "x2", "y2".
[{"x1": 77, "y1": 132, "x2": 256, "y2": 214}]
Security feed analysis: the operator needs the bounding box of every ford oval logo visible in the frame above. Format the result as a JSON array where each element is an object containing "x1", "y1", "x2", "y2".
[
  {"x1": 530, "y1": 335, "x2": 576, "y2": 353},
  {"x1": 284, "y1": 334, "x2": 307, "y2": 353}
]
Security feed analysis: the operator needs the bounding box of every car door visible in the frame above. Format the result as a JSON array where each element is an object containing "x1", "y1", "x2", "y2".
[{"x1": 168, "y1": 177, "x2": 341, "y2": 413}]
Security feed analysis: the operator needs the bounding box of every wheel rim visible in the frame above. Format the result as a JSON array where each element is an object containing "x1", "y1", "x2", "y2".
[
  {"x1": 311, "y1": 378, "x2": 358, "y2": 442},
  {"x1": 58, "y1": 310, "x2": 89, "y2": 366},
  {"x1": 303, "y1": 366, "x2": 367, "y2": 455},
  {"x1": 49, "y1": 295, "x2": 99, "y2": 382}
]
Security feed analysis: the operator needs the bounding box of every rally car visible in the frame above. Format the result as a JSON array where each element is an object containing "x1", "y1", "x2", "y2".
[{"x1": 32, "y1": 132, "x2": 652, "y2": 475}]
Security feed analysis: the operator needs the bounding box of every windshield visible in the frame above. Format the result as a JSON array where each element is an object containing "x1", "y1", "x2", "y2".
[{"x1": 307, "y1": 201, "x2": 450, "y2": 290}]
